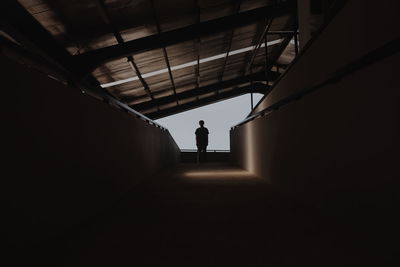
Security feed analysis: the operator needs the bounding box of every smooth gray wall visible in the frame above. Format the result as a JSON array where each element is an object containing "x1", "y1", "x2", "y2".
[
  {"x1": 1, "y1": 53, "x2": 180, "y2": 246},
  {"x1": 230, "y1": 0, "x2": 400, "y2": 189}
]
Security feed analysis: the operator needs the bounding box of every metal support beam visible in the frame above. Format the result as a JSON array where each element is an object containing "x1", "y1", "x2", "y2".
[
  {"x1": 127, "y1": 57, "x2": 153, "y2": 100},
  {"x1": 264, "y1": 32, "x2": 269, "y2": 87},
  {"x1": 95, "y1": 0, "x2": 154, "y2": 100},
  {"x1": 234, "y1": 36, "x2": 400, "y2": 128},
  {"x1": 129, "y1": 71, "x2": 278, "y2": 110},
  {"x1": 195, "y1": 0, "x2": 201, "y2": 101},
  {"x1": 150, "y1": 0, "x2": 178, "y2": 104},
  {"x1": 216, "y1": 0, "x2": 242, "y2": 95},
  {"x1": 145, "y1": 83, "x2": 266, "y2": 119},
  {"x1": 74, "y1": 1, "x2": 297, "y2": 71},
  {"x1": 245, "y1": 18, "x2": 274, "y2": 74},
  {"x1": 195, "y1": 53, "x2": 200, "y2": 101},
  {"x1": 94, "y1": 0, "x2": 124, "y2": 43},
  {"x1": 296, "y1": 0, "x2": 311, "y2": 50},
  {"x1": 254, "y1": 16, "x2": 298, "y2": 88},
  {"x1": 269, "y1": 31, "x2": 296, "y2": 68},
  {"x1": 128, "y1": 70, "x2": 279, "y2": 104},
  {"x1": 0, "y1": 0, "x2": 74, "y2": 70},
  {"x1": 268, "y1": 30, "x2": 298, "y2": 34},
  {"x1": 0, "y1": 0, "x2": 107, "y2": 97}
]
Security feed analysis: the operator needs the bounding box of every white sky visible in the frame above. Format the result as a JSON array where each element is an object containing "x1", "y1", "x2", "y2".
[{"x1": 155, "y1": 93, "x2": 263, "y2": 150}]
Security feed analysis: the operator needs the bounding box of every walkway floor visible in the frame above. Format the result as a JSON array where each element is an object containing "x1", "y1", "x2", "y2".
[
  {"x1": 22, "y1": 163, "x2": 397, "y2": 266},
  {"x1": 63, "y1": 163, "x2": 278, "y2": 267}
]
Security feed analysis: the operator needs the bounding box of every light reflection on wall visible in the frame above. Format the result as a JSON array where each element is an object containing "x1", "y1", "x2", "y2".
[{"x1": 244, "y1": 122, "x2": 257, "y2": 174}]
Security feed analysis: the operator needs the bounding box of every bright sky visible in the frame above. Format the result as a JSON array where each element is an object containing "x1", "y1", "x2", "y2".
[{"x1": 155, "y1": 93, "x2": 263, "y2": 150}]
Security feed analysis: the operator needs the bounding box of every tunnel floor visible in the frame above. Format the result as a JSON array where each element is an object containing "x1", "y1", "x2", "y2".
[
  {"x1": 61, "y1": 163, "x2": 276, "y2": 267},
  {"x1": 23, "y1": 163, "x2": 396, "y2": 267}
]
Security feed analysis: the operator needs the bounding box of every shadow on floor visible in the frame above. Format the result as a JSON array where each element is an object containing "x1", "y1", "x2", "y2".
[{"x1": 8, "y1": 163, "x2": 399, "y2": 267}]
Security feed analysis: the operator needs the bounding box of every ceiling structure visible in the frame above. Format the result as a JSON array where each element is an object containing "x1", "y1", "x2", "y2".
[{"x1": 1, "y1": 0, "x2": 298, "y2": 119}]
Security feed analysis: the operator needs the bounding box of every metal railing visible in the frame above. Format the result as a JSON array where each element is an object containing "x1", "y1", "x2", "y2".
[
  {"x1": 246, "y1": 0, "x2": 348, "y2": 117},
  {"x1": 231, "y1": 37, "x2": 400, "y2": 130},
  {"x1": 105, "y1": 97, "x2": 168, "y2": 131},
  {"x1": 181, "y1": 149, "x2": 230, "y2": 153},
  {"x1": 0, "y1": 35, "x2": 168, "y2": 132}
]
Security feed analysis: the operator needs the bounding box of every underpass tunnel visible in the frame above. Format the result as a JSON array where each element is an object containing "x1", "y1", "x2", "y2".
[{"x1": 1, "y1": 0, "x2": 399, "y2": 266}]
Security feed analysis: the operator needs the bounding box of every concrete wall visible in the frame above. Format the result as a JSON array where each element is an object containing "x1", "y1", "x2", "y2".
[
  {"x1": 231, "y1": 0, "x2": 400, "y2": 189},
  {"x1": 1, "y1": 53, "x2": 180, "y2": 246}
]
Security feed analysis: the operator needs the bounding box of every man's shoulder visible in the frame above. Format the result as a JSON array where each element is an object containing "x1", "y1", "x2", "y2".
[{"x1": 195, "y1": 127, "x2": 209, "y2": 134}]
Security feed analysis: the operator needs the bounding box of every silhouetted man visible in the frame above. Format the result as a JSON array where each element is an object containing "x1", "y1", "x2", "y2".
[{"x1": 195, "y1": 120, "x2": 209, "y2": 163}]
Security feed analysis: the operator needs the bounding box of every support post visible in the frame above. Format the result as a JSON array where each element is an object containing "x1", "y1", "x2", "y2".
[{"x1": 297, "y1": 0, "x2": 311, "y2": 50}]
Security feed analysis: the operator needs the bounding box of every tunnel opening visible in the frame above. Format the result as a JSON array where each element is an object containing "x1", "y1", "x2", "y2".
[{"x1": 2, "y1": 0, "x2": 399, "y2": 266}]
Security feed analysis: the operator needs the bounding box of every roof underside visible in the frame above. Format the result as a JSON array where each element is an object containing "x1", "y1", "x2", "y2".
[{"x1": 5, "y1": 0, "x2": 298, "y2": 119}]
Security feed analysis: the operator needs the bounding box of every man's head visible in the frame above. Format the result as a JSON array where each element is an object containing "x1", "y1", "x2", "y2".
[{"x1": 199, "y1": 120, "x2": 204, "y2": 127}]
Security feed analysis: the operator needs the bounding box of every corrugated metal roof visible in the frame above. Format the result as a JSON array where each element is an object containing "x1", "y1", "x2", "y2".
[{"x1": 16, "y1": 0, "x2": 298, "y2": 118}]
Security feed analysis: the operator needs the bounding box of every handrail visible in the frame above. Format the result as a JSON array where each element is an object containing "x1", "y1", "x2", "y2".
[
  {"x1": 0, "y1": 36, "x2": 169, "y2": 132},
  {"x1": 248, "y1": 0, "x2": 348, "y2": 116},
  {"x1": 231, "y1": 37, "x2": 400, "y2": 130},
  {"x1": 106, "y1": 97, "x2": 168, "y2": 131},
  {"x1": 181, "y1": 149, "x2": 230, "y2": 153}
]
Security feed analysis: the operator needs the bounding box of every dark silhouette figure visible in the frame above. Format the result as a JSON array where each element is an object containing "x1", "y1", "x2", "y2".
[{"x1": 195, "y1": 120, "x2": 209, "y2": 163}]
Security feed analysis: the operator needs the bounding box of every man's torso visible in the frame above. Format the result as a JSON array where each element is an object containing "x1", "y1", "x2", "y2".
[{"x1": 195, "y1": 127, "x2": 209, "y2": 146}]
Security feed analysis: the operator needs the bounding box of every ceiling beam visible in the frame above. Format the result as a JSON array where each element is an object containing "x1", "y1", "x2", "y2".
[
  {"x1": 0, "y1": 0, "x2": 106, "y2": 96},
  {"x1": 145, "y1": 83, "x2": 266, "y2": 119},
  {"x1": 245, "y1": 17, "x2": 274, "y2": 74},
  {"x1": 266, "y1": 30, "x2": 296, "y2": 71},
  {"x1": 127, "y1": 70, "x2": 279, "y2": 108},
  {"x1": 95, "y1": 0, "x2": 154, "y2": 100},
  {"x1": 126, "y1": 69, "x2": 279, "y2": 103},
  {"x1": 150, "y1": 0, "x2": 178, "y2": 105},
  {"x1": 216, "y1": 0, "x2": 242, "y2": 95},
  {"x1": 74, "y1": 1, "x2": 297, "y2": 72},
  {"x1": 0, "y1": 0, "x2": 75, "y2": 74},
  {"x1": 194, "y1": 0, "x2": 201, "y2": 101}
]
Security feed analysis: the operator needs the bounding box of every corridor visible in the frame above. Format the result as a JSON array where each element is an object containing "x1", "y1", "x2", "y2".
[
  {"x1": 62, "y1": 163, "x2": 270, "y2": 266},
  {"x1": 2, "y1": 0, "x2": 399, "y2": 266}
]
